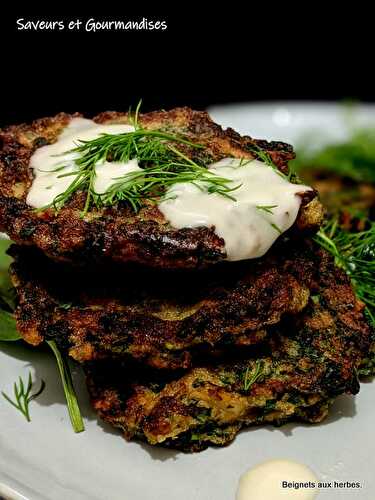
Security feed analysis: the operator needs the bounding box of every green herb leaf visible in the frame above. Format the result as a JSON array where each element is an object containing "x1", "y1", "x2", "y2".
[
  {"x1": 270, "y1": 222, "x2": 283, "y2": 234},
  {"x1": 247, "y1": 145, "x2": 291, "y2": 180},
  {"x1": 0, "y1": 310, "x2": 21, "y2": 341},
  {"x1": 0, "y1": 239, "x2": 12, "y2": 270},
  {"x1": 0, "y1": 238, "x2": 20, "y2": 340},
  {"x1": 1, "y1": 371, "x2": 45, "y2": 421},
  {"x1": 256, "y1": 204, "x2": 278, "y2": 215},
  {"x1": 46, "y1": 340, "x2": 85, "y2": 433},
  {"x1": 243, "y1": 360, "x2": 263, "y2": 391},
  {"x1": 43, "y1": 128, "x2": 242, "y2": 217},
  {"x1": 0, "y1": 239, "x2": 15, "y2": 311},
  {"x1": 58, "y1": 302, "x2": 72, "y2": 310},
  {"x1": 38, "y1": 101, "x2": 252, "y2": 216},
  {"x1": 314, "y1": 219, "x2": 375, "y2": 325}
]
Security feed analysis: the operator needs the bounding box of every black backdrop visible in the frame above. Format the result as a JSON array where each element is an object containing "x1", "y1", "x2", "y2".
[{"x1": 1, "y1": 8, "x2": 374, "y2": 127}]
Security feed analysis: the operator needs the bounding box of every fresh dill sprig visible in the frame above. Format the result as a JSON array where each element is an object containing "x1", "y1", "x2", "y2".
[
  {"x1": 128, "y1": 99, "x2": 142, "y2": 129},
  {"x1": 314, "y1": 219, "x2": 375, "y2": 325},
  {"x1": 256, "y1": 204, "x2": 278, "y2": 214},
  {"x1": 243, "y1": 360, "x2": 263, "y2": 391},
  {"x1": 247, "y1": 145, "x2": 291, "y2": 180},
  {"x1": 42, "y1": 101, "x2": 241, "y2": 216},
  {"x1": 255, "y1": 205, "x2": 282, "y2": 233},
  {"x1": 44, "y1": 104, "x2": 300, "y2": 216},
  {"x1": 2, "y1": 372, "x2": 45, "y2": 422},
  {"x1": 270, "y1": 222, "x2": 283, "y2": 234},
  {"x1": 46, "y1": 129, "x2": 208, "y2": 216},
  {"x1": 47, "y1": 340, "x2": 84, "y2": 433},
  {"x1": 98, "y1": 145, "x2": 241, "y2": 211}
]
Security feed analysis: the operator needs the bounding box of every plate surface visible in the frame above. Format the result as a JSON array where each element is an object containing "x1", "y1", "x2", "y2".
[
  {"x1": 208, "y1": 101, "x2": 375, "y2": 146},
  {"x1": 1, "y1": 102, "x2": 375, "y2": 500}
]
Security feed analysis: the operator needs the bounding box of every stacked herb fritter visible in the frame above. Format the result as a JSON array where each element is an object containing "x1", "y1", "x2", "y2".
[
  {"x1": 85, "y1": 266, "x2": 370, "y2": 451},
  {"x1": 9, "y1": 239, "x2": 372, "y2": 450},
  {"x1": 2, "y1": 109, "x2": 372, "y2": 452},
  {"x1": 0, "y1": 108, "x2": 323, "y2": 268},
  {"x1": 9, "y1": 239, "x2": 323, "y2": 370}
]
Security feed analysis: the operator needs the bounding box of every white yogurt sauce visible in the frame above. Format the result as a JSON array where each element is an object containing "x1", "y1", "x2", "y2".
[
  {"x1": 27, "y1": 122, "x2": 312, "y2": 263},
  {"x1": 236, "y1": 459, "x2": 318, "y2": 500},
  {"x1": 158, "y1": 158, "x2": 312, "y2": 261},
  {"x1": 93, "y1": 159, "x2": 140, "y2": 194},
  {"x1": 26, "y1": 118, "x2": 139, "y2": 208}
]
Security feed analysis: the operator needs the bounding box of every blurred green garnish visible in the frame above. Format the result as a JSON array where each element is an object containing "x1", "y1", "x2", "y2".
[{"x1": 292, "y1": 128, "x2": 375, "y2": 184}]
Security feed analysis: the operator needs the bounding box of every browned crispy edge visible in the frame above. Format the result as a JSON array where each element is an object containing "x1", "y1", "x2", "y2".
[{"x1": 0, "y1": 108, "x2": 322, "y2": 268}]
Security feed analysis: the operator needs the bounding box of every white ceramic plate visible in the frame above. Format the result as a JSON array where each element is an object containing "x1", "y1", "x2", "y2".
[
  {"x1": 1, "y1": 102, "x2": 375, "y2": 500},
  {"x1": 208, "y1": 101, "x2": 375, "y2": 147}
]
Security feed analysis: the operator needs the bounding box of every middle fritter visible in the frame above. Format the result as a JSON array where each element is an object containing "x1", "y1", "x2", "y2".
[{"x1": 11, "y1": 239, "x2": 332, "y2": 370}]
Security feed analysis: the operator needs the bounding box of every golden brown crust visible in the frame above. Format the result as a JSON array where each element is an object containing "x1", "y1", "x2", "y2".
[
  {"x1": 0, "y1": 108, "x2": 323, "y2": 268},
  {"x1": 11, "y1": 240, "x2": 362, "y2": 374},
  {"x1": 9, "y1": 239, "x2": 322, "y2": 370},
  {"x1": 85, "y1": 269, "x2": 371, "y2": 451}
]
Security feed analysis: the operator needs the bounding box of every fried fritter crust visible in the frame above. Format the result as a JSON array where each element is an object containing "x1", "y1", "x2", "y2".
[
  {"x1": 9, "y1": 240, "x2": 324, "y2": 370},
  {"x1": 0, "y1": 109, "x2": 323, "y2": 268},
  {"x1": 86, "y1": 270, "x2": 370, "y2": 451}
]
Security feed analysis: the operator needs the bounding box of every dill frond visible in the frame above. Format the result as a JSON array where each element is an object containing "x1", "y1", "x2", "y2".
[
  {"x1": 2, "y1": 372, "x2": 45, "y2": 422},
  {"x1": 243, "y1": 360, "x2": 263, "y2": 391},
  {"x1": 43, "y1": 127, "x2": 241, "y2": 217},
  {"x1": 256, "y1": 204, "x2": 278, "y2": 214},
  {"x1": 314, "y1": 219, "x2": 375, "y2": 325}
]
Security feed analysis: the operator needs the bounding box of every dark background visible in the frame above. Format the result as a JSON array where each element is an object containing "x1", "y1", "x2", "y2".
[{"x1": 1, "y1": 9, "x2": 373, "y2": 127}]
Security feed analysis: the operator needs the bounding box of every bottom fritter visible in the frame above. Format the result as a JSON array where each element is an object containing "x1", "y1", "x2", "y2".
[{"x1": 86, "y1": 286, "x2": 371, "y2": 452}]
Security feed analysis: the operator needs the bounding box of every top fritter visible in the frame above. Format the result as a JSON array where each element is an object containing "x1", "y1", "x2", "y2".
[{"x1": 0, "y1": 108, "x2": 324, "y2": 268}]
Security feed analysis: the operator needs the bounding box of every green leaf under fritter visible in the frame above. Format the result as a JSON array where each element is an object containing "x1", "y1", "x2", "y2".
[{"x1": 0, "y1": 310, "x2": 21, "y2": 341}]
